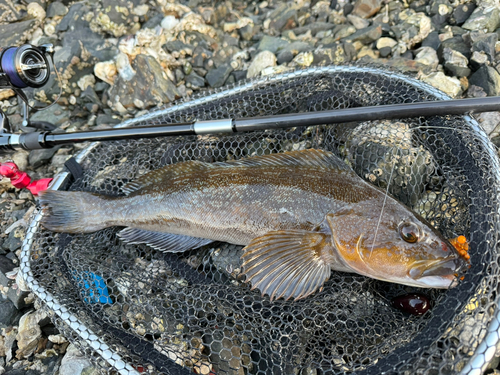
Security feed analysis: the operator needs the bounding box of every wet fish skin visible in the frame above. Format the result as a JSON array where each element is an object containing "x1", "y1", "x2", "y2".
[{"x1": 39, "y1": 149, "x2": 468, "y2": 301}]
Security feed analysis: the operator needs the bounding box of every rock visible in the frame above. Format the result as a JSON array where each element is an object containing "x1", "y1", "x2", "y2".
[
  {"x1": 420, "y1": 71, "x2": 462, "y2": 97},
  {"x1": 29, "y1": 146, "x2": 61, "y2": 169},
  {"x1": 462, "y1": 3, "x2": 500, "y2": 33},
  {"x1": 376, "y1": 37, "x2": 397, "y2": 49},
  {"x1": 161, "y1": 15, "x2": 179, "y2": 31},
  {"x1": 205, "y1": 64, "x2": 233, "y2": 88},
  {"x1": 414, "y1": 47, "x2": 439, "y2": 69},
  {"x1": 293, "y1": 22, "x2": 336, "y2": 36},
  {"x1": 277, "y1": 50, "x2": 294, "y2": 64},
  {"x1": 11, "y1": 151, "x2": 29, "y2": 172},
  {"x1": 347, "y1": 14, "x2": 370, "y2": 29},
  {"x1": 333, "y1": 25, "x2": 357, "y2": 40},
  {"x1": 469, "y1": 65, "x2": 500, "y2": 96},
  {"x1": 257, "y1": 35, "x2": 290, "y2": 54},
  {"x1": 470, "y1": 33, "x2": 498, "y2": 63},
  {"x1": 470, "y1": 51, "x2": 490, "y2": 70},
  {"x1": 429, "y1": 0, "x2": 451, "y2": 16},
  {"x1": 2, "y1": 231, "x2": 22, "y2": 252},
  {"x1": 391, "y1": 12, "x2": 432, "y2": 48},
  {"x1": 344, "y1": 24, "x2": 382, "y2": 44},
  {"x1": 438, "y1": 36, "x2": 471, "y2": 61},
  {"x1": 443, "y1": 47, "x2": 471, "y2": 77},
  {"x1": 46, "y1": 1, "x2": 68, "y2": 17},
  {"x1": 0, "y1": 297, "x2": 21, "y2": 329},
  {"x1": 476, "y1": 111, "x2": 500, "y2": 137},
  {"x1": 58, "y1": 344, "x2": 99, "y2": 375},
  {"x1": 269, "y1": 8, "x2": 297, "y2": 31},
  {"x1": 421, "y1": 31, "x2": 441, "y2": 50},
  {"x1": 247, "y1": 51, "x2": 277, "y2": 78},
  {"x1": 16, "y1": 309, "x2": 49, "y2": 359},
  {"x1": 352, "y1": 0, "x2": 382, "y2": 19},
  {"x1": 239, "y1": 23, "x2": 260, "y2": 41},
  {"x1": 379, "y1": 46, "x2": 392, "y2": 57},
  {"x1": 0, "y1": 20, "x2": 38, "y2": 46},
  {"x1": 467, "y1": 85, "x2": 488, "y2": 98},
  {"x1": 56, "y1": 3, "x2": 90, "y2": 32},
  {"x1": 108, "y1": 54, "x2": 180, "y2": 110},
  {"x1": 231, "y1": 70, "x2": 247, "y2": 82},
  {"x1": 343, "y1": 3, "x2": 354, "y2": 16},
  {"x1": 185, "y1": 72, "x2": 205, "y2": 88},
  {"x1": 453, "y1": 3, "x2": 476, "y2": 25}
]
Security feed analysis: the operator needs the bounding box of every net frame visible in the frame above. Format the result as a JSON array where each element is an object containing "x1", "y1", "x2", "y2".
[{"x1": 19, "y1": 65, "x2": 500, "y2": 375}]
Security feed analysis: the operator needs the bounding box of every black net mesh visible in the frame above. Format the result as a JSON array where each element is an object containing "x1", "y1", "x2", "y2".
[{"x1": 21, "y1": 67, "x2": 500, "y2": 374}]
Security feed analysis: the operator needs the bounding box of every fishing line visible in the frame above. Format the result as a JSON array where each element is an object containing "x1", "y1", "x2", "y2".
[{"x1": 370, "y1": 146, "x2": 399, "y2": 255}]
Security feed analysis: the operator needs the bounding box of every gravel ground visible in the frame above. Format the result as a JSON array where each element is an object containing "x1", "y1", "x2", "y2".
[{"x1": 0, "y1": 0, "x2": 500, "y2": 374}]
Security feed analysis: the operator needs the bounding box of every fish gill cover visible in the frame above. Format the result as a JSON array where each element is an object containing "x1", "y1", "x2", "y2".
[{"x1": 22, "y1": 66, "x2": 500, "y2": 374}]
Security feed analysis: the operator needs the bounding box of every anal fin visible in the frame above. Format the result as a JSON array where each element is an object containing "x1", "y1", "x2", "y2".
[
  {"x1": 119, "y1": 228, "x2": 213, "y2": 253},
  {"x1": 241, "y1": 230, "x2": 332, "y2": 301}
]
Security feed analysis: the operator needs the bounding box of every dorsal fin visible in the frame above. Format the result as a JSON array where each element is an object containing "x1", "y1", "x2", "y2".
[
  {"x1": 123, "y1": 149, "x2": 350, "y2": 195},
  {"x1": 226, "y1": 149, "x2": 351, "y2": 170},
  {"x1": 122, "y1": 160, "x2": 216, "y2": 195}
]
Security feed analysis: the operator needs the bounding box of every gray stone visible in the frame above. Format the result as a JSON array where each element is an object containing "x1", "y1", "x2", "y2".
[
  {"x1": 59, "y1": 344, "x2": 99, "y2": 375},
  {"x1": 421, "y1": 31, "x2": 441, "y2": 50},
  {"x1": 206, "y1": 64, "x2": 233, "y2": 88},
  {"x1": 231, "y1": 70, "x2": 247, "y2": 82},
  {"x1": 192, "y1": 46, "x2": 212, "y2": 68},
  {"x1": 0, "y1": 255, "x2": 28, "y2": 309},
  {"x1": 444, "y1": 63, "x2": 471, "y2": 78},
  {"x1": 0, "y1": 297, "x2": 21, "y2": 329},
  {"x1": 429, "y1": 0, "x2": 451, "y2": 16},
  {"x1": 443, "y1": 47, "x2": 470, "y2": 77},
  {"x1": 30, "y1": 104, "x2": 71, "y2": 128},
  {"x1": 453, "y1": 3, "x2": 476, "y2": 25},
  {"x1": 347, "y1": 14, "x2": 370, "y2": 29},
  {"x1": 352, "y1": 0, "x2": 382, "y2": 18},
  {"x1": 95, "y1": 114, "x2": 120, "y2": 127},
  {"x1": 469, "y1": 65, "x2": 500, "y2": 96},
  {"x1": 46, "y1": 1, "x2": 68, "y2": 17},
  {"x1": 379, "y1": 46, "x2": 392, "y2": 57},
  {"x1": 109, "y1": 54, "x2": 180, "y2": 110},
  {"x1": 239, "y1": 23, "x2": 260, "y2": 41},
  {"x1": 2, "y1": 231, "x2": 22, "y2": 252},
  {"x1": 471, "y1": 33, "x2": 498, "y2": 63},
  {"x1": 185, "y1": 72, "x2": 205, "y2": 88},
  {"x1": 277, "y1": 50, "x2": 294, "y2": 64},
  {"x1": 247, "y1": 51, "x2": 276, "y2": 78},
  {"x1": 292, "y1": 22, "x2": 336, "y2": 36},
  {"x1": 462, "y1": 4, "x2": 500, "y2": 33},
  {"x1": 142, "y1": 12, "x2": 164, "y2": 29},
  {"x1": 56, "y1": 3, "x2": 90, "y2": 32},
  {"x1": 344, "y1": 24, "x2": 382, "y2": 44},
  {"x1": 269, "y1": 8, "x2": 297, "y2": 31},
  {"x1": 437, "y1": 36, "x2": 471, "y2": 61},
  {"x1": 470, "y1": 51, "x2": 489, "y2": 70},
  {"x1": 0, "y1": 20, "x2": 38, "y2": 46},
  {"x1": 164, "y1": 40, "x2": 192, "y2": 54},
  {"x1": 467, "y1": 85, "x2": 488, "y2": 98},
  {"x1": 257, "y1": 35, "x2": 290, "y2": 54}
]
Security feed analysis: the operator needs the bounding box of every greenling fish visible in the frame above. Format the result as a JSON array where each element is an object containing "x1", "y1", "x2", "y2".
[{"x1": 39, "y1": 149, "x2": 468, "y2": 301}]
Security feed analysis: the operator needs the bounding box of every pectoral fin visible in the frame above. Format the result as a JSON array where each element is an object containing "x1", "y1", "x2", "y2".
[
  {"x1": 241, "y1": 230, "x2": 333, "y2": 301},
  {"x1": 119, "y1": 228, "x2": 213, "y2": 253}
]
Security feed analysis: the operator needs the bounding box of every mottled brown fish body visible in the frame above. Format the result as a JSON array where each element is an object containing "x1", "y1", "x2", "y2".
[{"x1": 39, "y1": 149, "x2": 468, "y2": 301}]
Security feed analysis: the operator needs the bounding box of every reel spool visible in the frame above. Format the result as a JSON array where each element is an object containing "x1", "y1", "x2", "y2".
[{"x1": 0, "y1": 44, "x2": 52, "y2": 89}]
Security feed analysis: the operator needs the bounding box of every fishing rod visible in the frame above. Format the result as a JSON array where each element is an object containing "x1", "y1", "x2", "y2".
[{"x1": 1, "y1": 43, "x2": 500, "y2": 154}]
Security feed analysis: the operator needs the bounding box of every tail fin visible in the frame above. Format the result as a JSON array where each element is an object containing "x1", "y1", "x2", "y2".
[{"x1": 39, "y1": 190, "x2": 111, "y2": 233}]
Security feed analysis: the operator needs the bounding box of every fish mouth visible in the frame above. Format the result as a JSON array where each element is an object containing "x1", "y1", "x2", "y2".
[{"x1": 409, "y1": 258, "x2": 465, "y2": 288}]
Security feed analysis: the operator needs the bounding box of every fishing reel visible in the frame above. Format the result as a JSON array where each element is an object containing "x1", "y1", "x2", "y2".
[
  {"x1": 0, "y1": 44, "x2": 53, "y2": 89},
  {"x1": 0, "y1": 43, "x2": 58, "y2": 152}
]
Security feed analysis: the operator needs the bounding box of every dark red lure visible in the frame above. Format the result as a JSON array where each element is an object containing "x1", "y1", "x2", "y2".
[{"x1": 391, "y1": 293, "x2": 430, "y2": 315}]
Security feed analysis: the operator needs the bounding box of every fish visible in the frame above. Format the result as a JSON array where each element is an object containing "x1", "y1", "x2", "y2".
[{"x1": 39, "y1": 149, "x2": 469, "y2": 301}]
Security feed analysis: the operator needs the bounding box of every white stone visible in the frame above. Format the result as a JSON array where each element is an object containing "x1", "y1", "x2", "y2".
[
  {"x1": 414, "y1": 47, "x2": 439, "y2": 69},
  {"x1": 94, "y1": 61, "x2": 117, "y2": 85},
  {"x1": 420, "y1": 71, "x2": 462, "y2": 97},
  {"x1": 48, "y1": 334, "x2": 68, "y2": 344},
  {"x1": 27, "y1": 2, "x2": 46, "y2": 21},
  {"x1": 59, "y1": 344, "x2": 98, "y2": 375},
  {"x1": 161, "y1": 15, "x2": 179, "y2": 31},
  {"x1": 376, "y1": 37, "x2": 397, "y2": 49},
  {"x1": 247, "y1": 51, "x2": 277, "y2": 78},
  {"x1": 132, "y1": 5, "x2": 149, "y2": 16},
  {"x1": 115, "y1": 52, "x2": 136, "y2": 81},
  {"x1": 77, "y1": 74, "x2": 96, "y2": 91}
]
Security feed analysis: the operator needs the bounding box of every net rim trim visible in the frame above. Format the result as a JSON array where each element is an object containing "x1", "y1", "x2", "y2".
[{"x1": 19, "y1": 65, "x2": 500, "y2": 375}]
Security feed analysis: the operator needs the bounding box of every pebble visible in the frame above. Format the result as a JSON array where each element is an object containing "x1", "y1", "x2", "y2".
[
  {"x1": 414, "y1": 46, "x2": 439, "y2": 69},
  {"x1": 469, "y1": 65, "x2": 500, "y2": 96},
  {"x1": 443, "y1": 47, "x2": 471, "y2": 77},
  {"x1": 247, "y1": 50, "x2": 277, "y2": 78},
  {"x1": 346, "y1": 24, "x2": 382, "y2": 44},
  {"x1": 205, "y1": 64, "x2": 233, "y2": 88},
  {"x1": 0, "y1": 297, "x2": 21, "y2": 329},
  {"x1": 376, "y1": 37, "x2": 397, "y2": 50},
  {"x1": 46, "y1": 1, "x2": 68, "y2": 18},
  {"x1": 420, "y1": 71, "x2": 462, "y2": 97},
  {"x1": 462, "y1": 3, "x2": 500, "y2": 33},
  {"x1": 58, "y1": 344, "x2": 99, "y2": 375},
  {"x1": 16, "y1": 309, "x2": 49, "y2": 359},
  {"x1": 347, "y1": 14, "x2": 370, "y2": 29},
  {"x1": 453, "y1": 3, "x2": 476, "y2": 25},
  {"x1": 257, "y1": 35, "x2": 290, "y2": 54},
  {"x1": 352, "y1": 0, "x2": 382, "y2": 19},
  {"x1": 161, "y1": 15, "x2": 180, "y2": 31}
]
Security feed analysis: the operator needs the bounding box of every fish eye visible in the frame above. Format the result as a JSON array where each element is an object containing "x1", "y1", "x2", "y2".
[{"x1": 399, "y1": 222, "x2": 420, "y2": 243}]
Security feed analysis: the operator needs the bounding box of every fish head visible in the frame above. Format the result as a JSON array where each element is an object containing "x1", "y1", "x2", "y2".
[{"x1": 325, "y1": 202, "x2": 469, "y2": 289}]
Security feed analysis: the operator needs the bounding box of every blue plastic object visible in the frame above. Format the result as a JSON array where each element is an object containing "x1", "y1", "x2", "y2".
[{"x1": 73, "y1": 271, "x2": 113, "y2": 304}]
